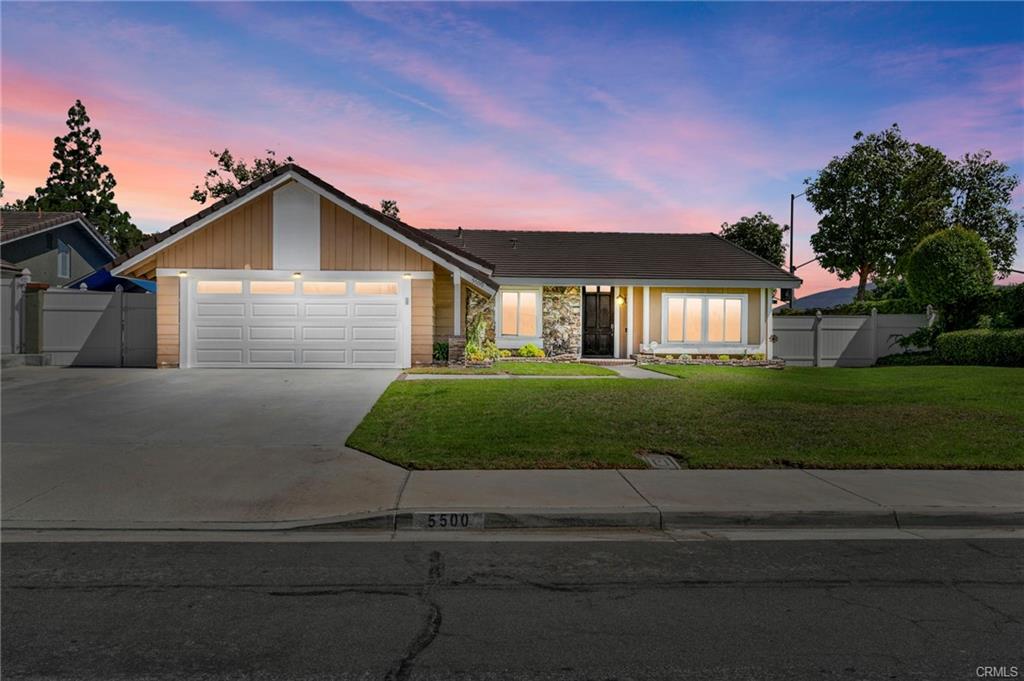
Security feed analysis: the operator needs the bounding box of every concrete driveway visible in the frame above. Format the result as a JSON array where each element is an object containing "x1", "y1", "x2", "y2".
[{"x1": 2, "y1": 367, "x2": 406, "y2": 527}]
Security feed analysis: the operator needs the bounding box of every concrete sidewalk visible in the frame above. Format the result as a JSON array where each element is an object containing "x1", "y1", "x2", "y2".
[{"x1": 7, "y1": 469, "x2": 1019, "y2": 533}]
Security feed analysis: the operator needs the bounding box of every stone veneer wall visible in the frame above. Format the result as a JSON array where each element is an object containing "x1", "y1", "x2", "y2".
[
  {"x1": 542, "y1": 286, "x2": 582, "y2": 357},
  {"x1": 465, "y1": 288, "x2": 495, "y2": 342}
]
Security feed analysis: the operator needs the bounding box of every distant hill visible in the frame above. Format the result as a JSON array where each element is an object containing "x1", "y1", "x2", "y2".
[{"x1": 780, "y1": 283, "x2": 876, "y2": 310}]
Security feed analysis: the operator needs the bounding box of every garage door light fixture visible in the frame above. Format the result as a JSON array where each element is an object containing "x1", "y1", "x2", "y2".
[
  {"x1": 402, "y1": 272, "x2": 413, "y2": 279},
  {"x1": 177, "y1": 270, "x2": 188, "y2": 278},
  {"x1": 292, "y1": 272, "x2": 303, "y2": 279}
]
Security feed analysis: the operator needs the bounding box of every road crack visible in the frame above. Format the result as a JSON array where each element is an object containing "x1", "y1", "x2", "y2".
[{"x1": 386, "y1": 550, "x2": 444, "y2": 681}]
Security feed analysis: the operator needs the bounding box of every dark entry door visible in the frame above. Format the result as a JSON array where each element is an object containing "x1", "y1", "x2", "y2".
[{"x1": 583, "y1": 288, "x2": 614, "y2": 356}]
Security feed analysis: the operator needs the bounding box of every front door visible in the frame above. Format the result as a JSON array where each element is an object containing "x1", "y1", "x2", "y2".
[{"x1": 582, "y1": 287, "x2": 614, "y2": 356}]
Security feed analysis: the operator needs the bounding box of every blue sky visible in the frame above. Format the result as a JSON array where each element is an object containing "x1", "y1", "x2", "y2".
[{"x1": 3, "y1": 2, "x2": 1022, "y2": 291}]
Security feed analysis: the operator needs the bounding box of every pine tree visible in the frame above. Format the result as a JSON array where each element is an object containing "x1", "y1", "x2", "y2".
[{"x1": 15, "y1": 100, "x2": 143, "y2": 253}]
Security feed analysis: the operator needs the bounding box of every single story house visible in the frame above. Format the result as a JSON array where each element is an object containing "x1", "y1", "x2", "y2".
[
  {"x1": 1, "y1": 211, "x2": 118, "y2": 287},
  {"x1": 109, "y1": 163, "x2": 801, "y2": 369}
]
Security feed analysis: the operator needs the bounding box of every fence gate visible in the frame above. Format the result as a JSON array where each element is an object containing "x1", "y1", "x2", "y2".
[{"x1": 40, "y1": 288, "x2": 156, "y2": 367}]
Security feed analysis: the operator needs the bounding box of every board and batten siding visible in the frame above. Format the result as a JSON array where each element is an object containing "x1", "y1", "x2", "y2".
[
  {"x1": 123, "y1": 193, "x2": 275, "y2": 279},
  {"x1": 648, "y1": 287, "x2": 763, "y2": 346},
  {"x1": 411, "y1": 278, "x2": 434, "y2": 365},
  {"x1": 432, "y1": 264, "x2": 455, "y2": 342},
  {"x1": 320, "y1": 198, "x2": 433, "y2": 272},
  {"x1": 156, "y1": 276, "x2": 180, "y2": 367}
]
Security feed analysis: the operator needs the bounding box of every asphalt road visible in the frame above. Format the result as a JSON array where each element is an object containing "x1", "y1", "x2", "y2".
[{"x1": 3, "y1": 538, "x2": 1022, "y2": 680}]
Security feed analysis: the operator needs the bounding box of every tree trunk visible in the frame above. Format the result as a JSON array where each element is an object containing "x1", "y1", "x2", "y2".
[{"x1": 856, "y1": 266, "x2": 872, "y2": 300}]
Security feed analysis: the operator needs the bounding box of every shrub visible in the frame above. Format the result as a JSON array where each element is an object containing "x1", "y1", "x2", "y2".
[
  {"x1": 680, "y1": 353, "x2": 692, "y2": 360},
  {"x1": 933, "y1": 328, "x2": 1024, "y2": 367},
  {"x1": 717, "y1": 354, "x2": 731, "y2": 361},
  {"x1": 750, "y1": 352, "x2": 765, "y2": 360},
  {"x1": 664, "y1": 354, "x2": 675, "y2": 360},
  {"x1": 432, "y1": 341, "x2": 449, "y2": 363},
  {"x1": 906, "y1": 228, "x2": 994, "y2": 308},
  {"x1": 498, "y1": 349, "x2": 512, "y2": 358},
  {"x1": 518, "y1": 343, "x2": 545, "y2": 358}
]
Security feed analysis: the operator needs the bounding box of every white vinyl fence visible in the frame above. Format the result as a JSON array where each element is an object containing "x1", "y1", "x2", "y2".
[
  {"x1": 2, "y1": 273, "x2": 29, "y2": 354},
  {"x1": 40, "y1": 288, "x2": 156, "y2": 367},
  {"x1": 773, "y1": 309, "x2": 933, "y2": 367}
]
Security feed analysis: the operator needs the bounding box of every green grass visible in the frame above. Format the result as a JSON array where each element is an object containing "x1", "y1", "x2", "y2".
[
  {"x1": 347, "y1": 365, "x2": 1024, "y2": 470},
  {"x1": 406, "y1": 361, "x2": 617, "y2": 376}
]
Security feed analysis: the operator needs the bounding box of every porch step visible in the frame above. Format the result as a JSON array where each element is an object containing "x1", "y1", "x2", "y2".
[{"x1": 579, "y1": 358, "x2": 636, "y2": 366}]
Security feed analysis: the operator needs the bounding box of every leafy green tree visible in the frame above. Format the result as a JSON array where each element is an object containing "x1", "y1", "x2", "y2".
[
  {"x1": 947, "y1": 151, "x2": 1021, "y2": 276},
  {"x1": 906, "y1": 227, "x2": 994, "y2": 331},
  {"x1": 5, "y1": 100, "x2": 143, "y2": 253},
  {"x1": 379, "y1": 199, "x2": 400, "y2": 220},
  {"x1": 805, "y1": 125, "x2": 951, "y2": 300},
  {"x1": 191, "y1": 149, "x2": 294, "y2": 204},
  {"x1": 719, "y1": 212, "x2": 786, "y2": 267}
]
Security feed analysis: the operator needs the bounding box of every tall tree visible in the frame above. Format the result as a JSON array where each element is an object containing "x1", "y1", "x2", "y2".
[
  {"x1": 947, "y1": 151, "x2": 1020, "y2": 276},
  {"x1": 804, "y1": 125, "x2": 950, "y2": 299},
  {"x1": 191, "y1": 149, "x2": 294, "y2": 204},
  {"x1": 5, "y1": 100, "x2": 143, "y2": 253},
  {"x1": 379, "y1": 199, "x2": 400, "y2": 220},
  {"x1": 719, "y1": 212, "x2": 786, "y2": 267}
]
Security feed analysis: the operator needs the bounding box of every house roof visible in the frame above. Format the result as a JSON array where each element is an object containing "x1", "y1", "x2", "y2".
[
  {"x1": 425, "y1": 229, "x2": 802, "y2": 285},
  {"x1": 0, "y1": 211, "x2": 116, "y2": 258},
  {"x1": 1, "y1": 258, "x2": 23, "y2": 273},
  {"x1": 110, "y1": 164, "x2": 498, "y2": 291}
]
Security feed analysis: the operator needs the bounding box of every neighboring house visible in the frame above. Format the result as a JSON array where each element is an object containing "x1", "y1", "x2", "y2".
[
  {"x1": 109, "y1": 163, "x2": 801, "y2": 369},
  {"x1": 0, "y1": 212, "x2": 117, "y2": 287}
]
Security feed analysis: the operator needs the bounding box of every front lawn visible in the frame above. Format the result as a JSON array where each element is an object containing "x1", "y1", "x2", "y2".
[
  {"x1": 347, "y1": 366, "x2": 1024, "y2": 470},
  {"x1": 406, "y1": 362, "x2": 617, "y2": 376}
]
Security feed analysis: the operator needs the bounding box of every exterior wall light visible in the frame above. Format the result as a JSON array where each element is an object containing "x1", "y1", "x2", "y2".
[
  {"x1": 177, "y1": 270, "x2": 188, "y2": 278},
  {"x1": 402, "y1": 272, "x2": 413, "y2": 279},
  {"x1": 292, "y1": 272, "x2": 302, "y2": 279},
  {"x1": 615, "y1": 295, "x2": 625, "y2": 306}
]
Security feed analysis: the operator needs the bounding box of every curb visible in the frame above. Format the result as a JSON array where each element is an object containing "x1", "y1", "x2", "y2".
[{"x1": 5, "y1": 507, "x2": 1021, "y2": 533}]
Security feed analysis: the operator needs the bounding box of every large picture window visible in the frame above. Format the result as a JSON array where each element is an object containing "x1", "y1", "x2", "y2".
[
  {"x1": 663, "y1": 294, "x2": 745, "y2": 345},
  {"x1": 500, "y1": 289, "x2": 539, "y2": 337}
]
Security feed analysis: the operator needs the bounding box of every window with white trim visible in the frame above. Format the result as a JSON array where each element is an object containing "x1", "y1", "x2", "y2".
[
  {"x1": 499, "y1": 289, "x2": 539, "y2": 337},
  {"x1": 663, "y1": 294, "x2": 745, "y2": 344},
  {"x1": 57, "y1": 239, "x2": 71, "y2": 279}
]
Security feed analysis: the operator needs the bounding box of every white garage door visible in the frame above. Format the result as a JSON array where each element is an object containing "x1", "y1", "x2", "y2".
[{"x1": 185, "y1": 275, "x2": 407, "y2": 368}]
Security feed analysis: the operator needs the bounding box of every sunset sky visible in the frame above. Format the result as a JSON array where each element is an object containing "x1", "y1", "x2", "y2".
[{"x1": 2, "y1": 2, "x2": 1022, "y2": 293}]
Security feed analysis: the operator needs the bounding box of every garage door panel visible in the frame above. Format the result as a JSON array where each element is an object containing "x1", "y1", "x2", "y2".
[
  {"x1": 195, "y1": 349, "x2": 244, "y2": 364},
  {"x1": 302, "y1": 349, "x2": 347, "y2": 364},
  {"x1": 248, "y1": 326, "x2": 296, "y2": 340},
  {"x1": 305, "y1": 303, "x2": 349, "y2": 317},
  {"x1": 249, "y1": 349, "x2": 297, "y2": 364},
  {"x1": 189, "y1": 276, "x2": 404, "y2": 368},
  {"x1": 252, "y1": 303, "x2": 299, "y2": 317},
  {"x1": 354, "y1": 303, "x2": 399, "y2": 318},
  {"x1": 352, "y1": 326, "x2": 398, "y2": 341},
  {"x1": 195, "y1": 326, "x2": 244, "y2": 340},
  {"x1": 197, "y1": 303, "x2": 245, "y2": 317}
]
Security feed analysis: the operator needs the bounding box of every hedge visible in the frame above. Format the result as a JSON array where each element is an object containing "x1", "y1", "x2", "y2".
[{"x1": 933, "y1": 329, "x2": 1024, "y2": 367}]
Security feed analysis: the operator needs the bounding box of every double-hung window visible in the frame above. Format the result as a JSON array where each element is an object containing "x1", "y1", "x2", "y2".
[
  {"x1": 57, "y1": 239, "x2": 71, "y2": 279},
  {"x1": 663, "y1": 294, "x2": 745, "y2": 345},
  {"x1": 499, "y1": 289, "x2": 539, "y2": 338}
]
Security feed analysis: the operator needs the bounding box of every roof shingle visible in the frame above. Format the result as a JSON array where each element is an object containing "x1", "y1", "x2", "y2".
[{"x1": 425, "y1": 229, "x2": 801, "y2": 284}]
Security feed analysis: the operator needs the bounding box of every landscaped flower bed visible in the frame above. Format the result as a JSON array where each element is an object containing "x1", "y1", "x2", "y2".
[{"x1": 636, "y1": 354, "x2": 785, "y2": 369}]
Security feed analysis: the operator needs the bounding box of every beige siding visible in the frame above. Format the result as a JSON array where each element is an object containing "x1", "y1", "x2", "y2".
[
  {"x1": 648, "y1": 287, "x2": 762, "y2": 345},
  {"x1": 433, "y1": 263, "x2": 454, "y2": 341},
  {"x1": 411, "y1": 278, "x2": 434, "y2": 365},
  {"x1": 156, "y1": 276, "x2": 179, "y2": 367},
  {"x1": 320, "y1": 198, "x2": 432, "y2": 272},
  {"x1": 135, "y1": 193, "x2": 274, "y2": 276}
]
